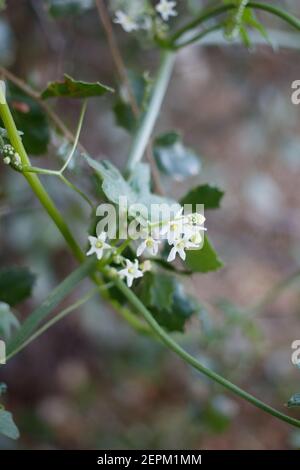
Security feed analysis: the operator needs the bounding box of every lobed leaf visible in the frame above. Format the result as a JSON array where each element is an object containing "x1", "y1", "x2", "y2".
[
  {"x1": 85, "y1": 158, "x2": 179, "y2": 217},
  {"x1": 41, "y1": 74, "x2": 113, "y2": 100},
  {"x1": 180, "y1": 183, "x2": 224, "y2": 211},
  {"x1": 185, "y1": 236, "x2": 223, "y2": 273},
  {"x1": 138, "y1": 272, "x2": 198, "y2": 332}
]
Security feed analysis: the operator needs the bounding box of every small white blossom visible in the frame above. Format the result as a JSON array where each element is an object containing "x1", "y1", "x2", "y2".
[
  {"x1": 140, "y1": 260, "x2": 152, "y2": 273},
  {"x1": 160, "y1": 208, "x2": 185, "y2": 243},
  {"x1": 114, "y1": 10, "x2": 139, "y2": 32},
  {"x1": 136, "y1": 236, "x2": 160, "y2": 257},
  {"x1": 183, "y1": 223, "x2": 206, "y2": 240},
  {"x1": 118, "y1": 259, "x2": 143, "y2": 287},
  {"x1": 189, "y1": 231, "x2": 203, "y2": 246},
  {"x1": 86, "y1": 232, "x2": 111, "y2": 260},
  {"x1": 156, "y1": 0, "x2": 177, "y2": 22},
  {"x1": 167, "y1": 237, "x2": 198, "y2": 262},
  {"x1": 186, "y1": 213, "x2": 206, "y2": 226}
]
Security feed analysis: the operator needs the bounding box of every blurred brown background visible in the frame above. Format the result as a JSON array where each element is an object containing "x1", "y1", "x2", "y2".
[{"x1": 1, "y1": 0, "x2": 300, "y2": 449}]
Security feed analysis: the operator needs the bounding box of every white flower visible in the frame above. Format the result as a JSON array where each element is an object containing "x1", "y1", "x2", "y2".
[
  {"x1": 167, "y1": 237, "x2": 198, "y2": 262},
  {"x1": 86, "y1": 232, "x2": 111, "y2": 260},
  {"x1": 136, "y1": 236, "x2": 160, "y2": 257},
  {"x1": 114, "y1": 10, "x2": 139, "y2": 32},
  {"x1": 187, "y1": 213, "x2": 206, "y2": 226},
  {"x1": 183, "y1": 213, "x2": 206, "y2": 239},
  {"x1": 156, "y1": 0, "x2": 177, "y2": 21},
  {"x1": 189, "y1": 230, "x2": 203, "y2": 246},
  {"x1": 160, "y1": 208, "x2": 185, "y2": 243},
  {"x1": 140, "y1": 260, "x2": 152, "y2": 273},
  {"x1": 118, "y1": 259, "x2": 143, "y2": 287}
]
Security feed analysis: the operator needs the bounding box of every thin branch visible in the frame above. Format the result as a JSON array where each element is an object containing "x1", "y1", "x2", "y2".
[
  {"x1": 0, "y1": 67, "x2": 88, "y2": 154},
  {"x1": 95, "y1": 0, "x2": 164, "y2": 194},
  {"x1": 115, "y1": 277, "x2": 300, "y2": 429},
  {"x1": 95, "y1": 0, "x2": 139, "y2": 116},
  {"x1": 126, "y1": 51, "x2": 176, "y2": 173}
]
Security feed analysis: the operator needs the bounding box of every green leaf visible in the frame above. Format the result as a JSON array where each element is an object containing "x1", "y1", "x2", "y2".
[
  {"x1": 244, "y1": 9, "x2": 269, "y2": 43},
  {"x1": 154, "y1": 131, "x2": 201, "y2": 180},
  {"x1": 85, "y1": 157, "x2": 136, "y2": 205},
  {"x1": 139, "y1": 272, "x2": 176, "y2": 312},
  {"x1": 185, "y1": 236, "x2": 223, "y2": 273},
  {"x1": 128, "y1": 162, "x2": 151, "y2": 194},
  {"x1": 0, "y1": 1, "x2": 6, "y2": 11},
  {"x1": 41, "y1": 74, "x2": 113, "y2": 100},
  {"x1": 0, "y1": 409, "x2": 20, "y2": 440},
  {"x1": 85, "y1": 158, "x2": 179, "y2": 219},
  {"x1": 287, "y1": 393, "x2": 300, "y2": 408},
  {"x1": 180, "y1": 184, "x2": 224, "y2": 211},
  {"x1": 0, "y1": 302, "x2": 20, "y2": 340},
  {"x1": 0, "y1": 267, "x2": 36, "y2": 307},
  {"x1": 46, "y1": 0, "x2": 93, "y2": 18},
  {"x1": 7, "y1": 257, "x2": 97, "y2": 358},
  {"x1": 113, "y1": 71, "x2": 152, "y2": 133},
  {"x1": 154, "y1": 282, "x2": 198, "y2": 332},
  {"x1": 6, "y1": 84, "x2": 50, "y2": 155},
  {"x1": 138, "y1": 272, "x2": 198, "y2": 332}
]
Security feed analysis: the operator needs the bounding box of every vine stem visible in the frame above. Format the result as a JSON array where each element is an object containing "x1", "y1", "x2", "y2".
[
  {"x1": 0, "y1": 85, "x2": 152, "y2": 335},
  {"x1": 7, "y1": 286, "x2": 102, "y2": 360},
  {"x1": 0, "y1": 93, "x2": 84, "y2": 263},
  {"x1": 126, "y1": 51, "x2": 176, "y2": 173},
  {"x1": 115, "y1": 277, "x2": 300, "y2": 429},
  {"x1": 171, "y1": 1, "x2": 300, "y2": 44}
]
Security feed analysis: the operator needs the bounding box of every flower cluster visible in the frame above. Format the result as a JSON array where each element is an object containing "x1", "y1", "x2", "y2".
[
  {"x1": 86, "y1": 207, "x2": 206, "y2": 288},
  {"x1": 1, "y1": 144, "x2": 22, "y2": 170},
  {"x1": 113, "y1": 0, "x2": 177, "y2": 33}
]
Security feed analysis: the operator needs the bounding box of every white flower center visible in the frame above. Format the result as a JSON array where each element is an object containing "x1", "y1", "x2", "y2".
[{"x1": 95, "y1": 241, "x2": 103, "y2": 249}]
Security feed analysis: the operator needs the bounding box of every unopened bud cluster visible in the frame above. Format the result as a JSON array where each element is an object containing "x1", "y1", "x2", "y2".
[{"x1": 1, "y1": 144, "x2": 22, "y2": 170}]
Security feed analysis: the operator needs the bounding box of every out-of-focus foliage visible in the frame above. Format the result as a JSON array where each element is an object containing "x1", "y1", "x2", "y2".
[{"x1": 0, "y1": 267, "x2": 35, "y2": 307}]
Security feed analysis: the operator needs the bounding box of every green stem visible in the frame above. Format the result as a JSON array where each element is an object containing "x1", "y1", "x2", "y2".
[
  {"x1": 175, "y1": 24, "x2": 224, "y2": 50},
  {"x1": 115, "y1": 278, "x2": 300, "y2": 429},
  {"x1": 59, "y1": 174, "x2": 93, "y2": 208},
  {"x1": 171, "y1": 2, "x2": 300, "y2": 44},
  {"x1": 0, "y1": 99, "x2": 84, "y2": 263},
  {"x1": 0, "y1": 85, "x2": 151, "y2": 337},
  {"x1": 7, "y1": 287, "x2": 100, "y2": 360},
  {"x1": 59, "y1": 100, "x2": 87, "y2": 174},
  {"x1": 7, "y1": 257, "x2": 98, "y2": 358},
  {"x1": 126, "y1": 51, "x2": 176, "y2": 173}
]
